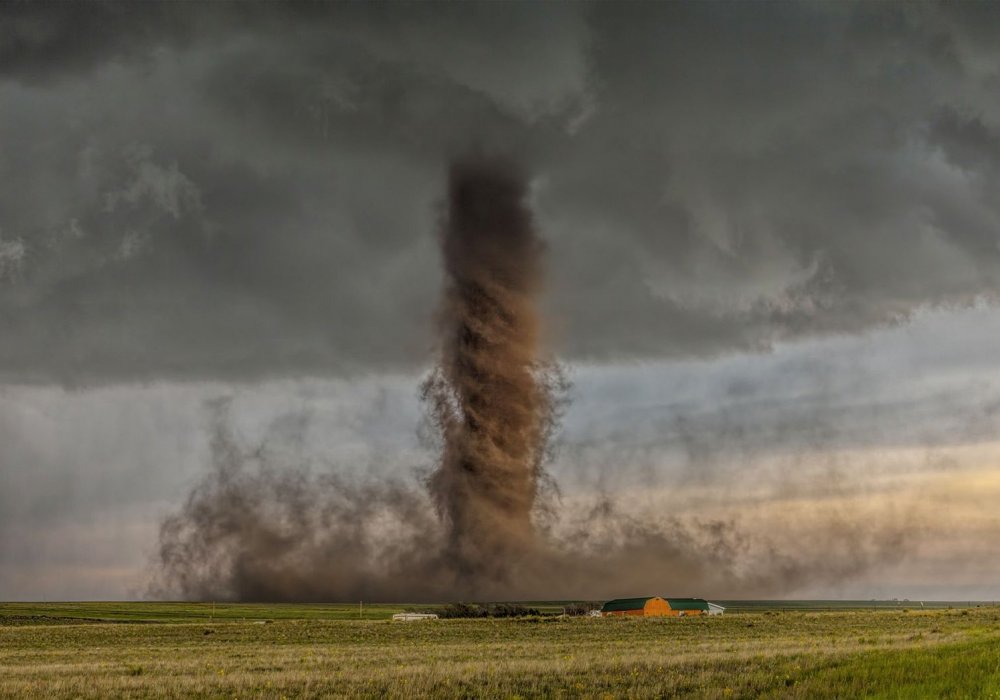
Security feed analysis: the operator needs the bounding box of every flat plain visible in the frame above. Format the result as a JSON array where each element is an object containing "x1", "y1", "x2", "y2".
[{"x1": 1, "y1": 602, "x2": 998, "y2": 698}]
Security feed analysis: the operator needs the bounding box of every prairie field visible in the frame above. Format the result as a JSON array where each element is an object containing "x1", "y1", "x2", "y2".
[{"x1": 1, "y1": 602, "x2": 998, "y2": 699}]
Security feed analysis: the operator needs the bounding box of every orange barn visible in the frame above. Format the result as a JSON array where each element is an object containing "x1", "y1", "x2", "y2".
[
  {"x1": 601, "y1": 597, "x2": 717, "y2": 617},
  {"x1": 600, "y1": 596, "x2": 672, "y2": 617}
]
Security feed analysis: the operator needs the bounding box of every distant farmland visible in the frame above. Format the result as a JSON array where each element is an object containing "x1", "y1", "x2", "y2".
[{"x1": 1, "y1": 602, "x2": 999, "y2": 698}]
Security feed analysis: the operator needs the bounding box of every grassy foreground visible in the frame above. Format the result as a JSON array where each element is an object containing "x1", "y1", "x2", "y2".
[{"x1": 1, "y1": 604, "x2": 999, "y2": 698}]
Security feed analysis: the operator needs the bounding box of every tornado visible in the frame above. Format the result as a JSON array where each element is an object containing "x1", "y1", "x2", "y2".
[
  {"x1": 152, "y1": 156, "x2": 910, "y2": 603},
  {"x1": 423, "y1": 155, "x2": 556, "y2": 583}
]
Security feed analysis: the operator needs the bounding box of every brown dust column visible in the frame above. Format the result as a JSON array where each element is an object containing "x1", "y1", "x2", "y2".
[{"x1": 425, "y1": 156, "x2": 553, "y2": 585}]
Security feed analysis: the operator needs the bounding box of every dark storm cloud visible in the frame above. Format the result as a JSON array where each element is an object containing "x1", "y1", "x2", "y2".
[
  {"x1": 0, "y1": 1, "x2": 188, "y2": 82},
  {"x1": 539, "y1": 2, "x2": 1000, "y2": 357},
  {"x1": 2, "y1": 2, "x2": 1000, "y2": 381}
]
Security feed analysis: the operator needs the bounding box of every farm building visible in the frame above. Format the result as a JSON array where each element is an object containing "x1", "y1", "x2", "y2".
[
  {"x1": 391, "y1": 613, "x2": 439, "y2": 621},
  {"x1": 600, "y1": 597, "x2": 725, "y2": 617},
  {"x1": 600, "y1": 597, "x2": 671, "y2": 617},
  {"x1": 664, "y1": 598, "x2": 726, "y2": 616}
]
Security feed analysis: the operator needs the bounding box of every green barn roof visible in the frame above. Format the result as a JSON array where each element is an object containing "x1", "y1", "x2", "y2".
[
  {"x1": 665, "y1": 598, "x2": 710, "y2": 611},
  {"x1": 601, "y1": 597, "x2": 659, "y2": 612}
]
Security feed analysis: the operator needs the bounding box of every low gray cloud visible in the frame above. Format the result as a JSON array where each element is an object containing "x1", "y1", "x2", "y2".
[{"x1": 0, "y1": 3, "x2": 999, "y2": 382}]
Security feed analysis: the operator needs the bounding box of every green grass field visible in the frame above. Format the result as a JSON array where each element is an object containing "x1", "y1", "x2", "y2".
[{"x1": 2, "y1": 602, "x2": 999, "y2": 698}]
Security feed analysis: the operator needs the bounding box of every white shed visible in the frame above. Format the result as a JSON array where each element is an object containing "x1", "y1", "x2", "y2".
[
  {"x1": 392, "y1": 612, "x2": 439, "y2": 621},
  {"x1": 707, "y1": 602, "x2": 725, "y2": 616}
]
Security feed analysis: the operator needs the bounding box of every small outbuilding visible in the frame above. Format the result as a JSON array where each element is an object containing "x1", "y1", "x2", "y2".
[{"x1": 392, "y1": 613, "x2": 439, "y2": 621}]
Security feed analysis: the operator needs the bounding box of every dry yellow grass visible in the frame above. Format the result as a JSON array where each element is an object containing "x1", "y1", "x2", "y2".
[{"x1": 2, "y1": 607, "x2": 999, "y2": 698}]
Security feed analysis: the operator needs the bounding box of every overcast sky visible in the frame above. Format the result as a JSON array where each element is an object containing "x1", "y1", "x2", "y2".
[{"x1": 2, "y1": 1, "x2": 1000, "y2": 600}]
